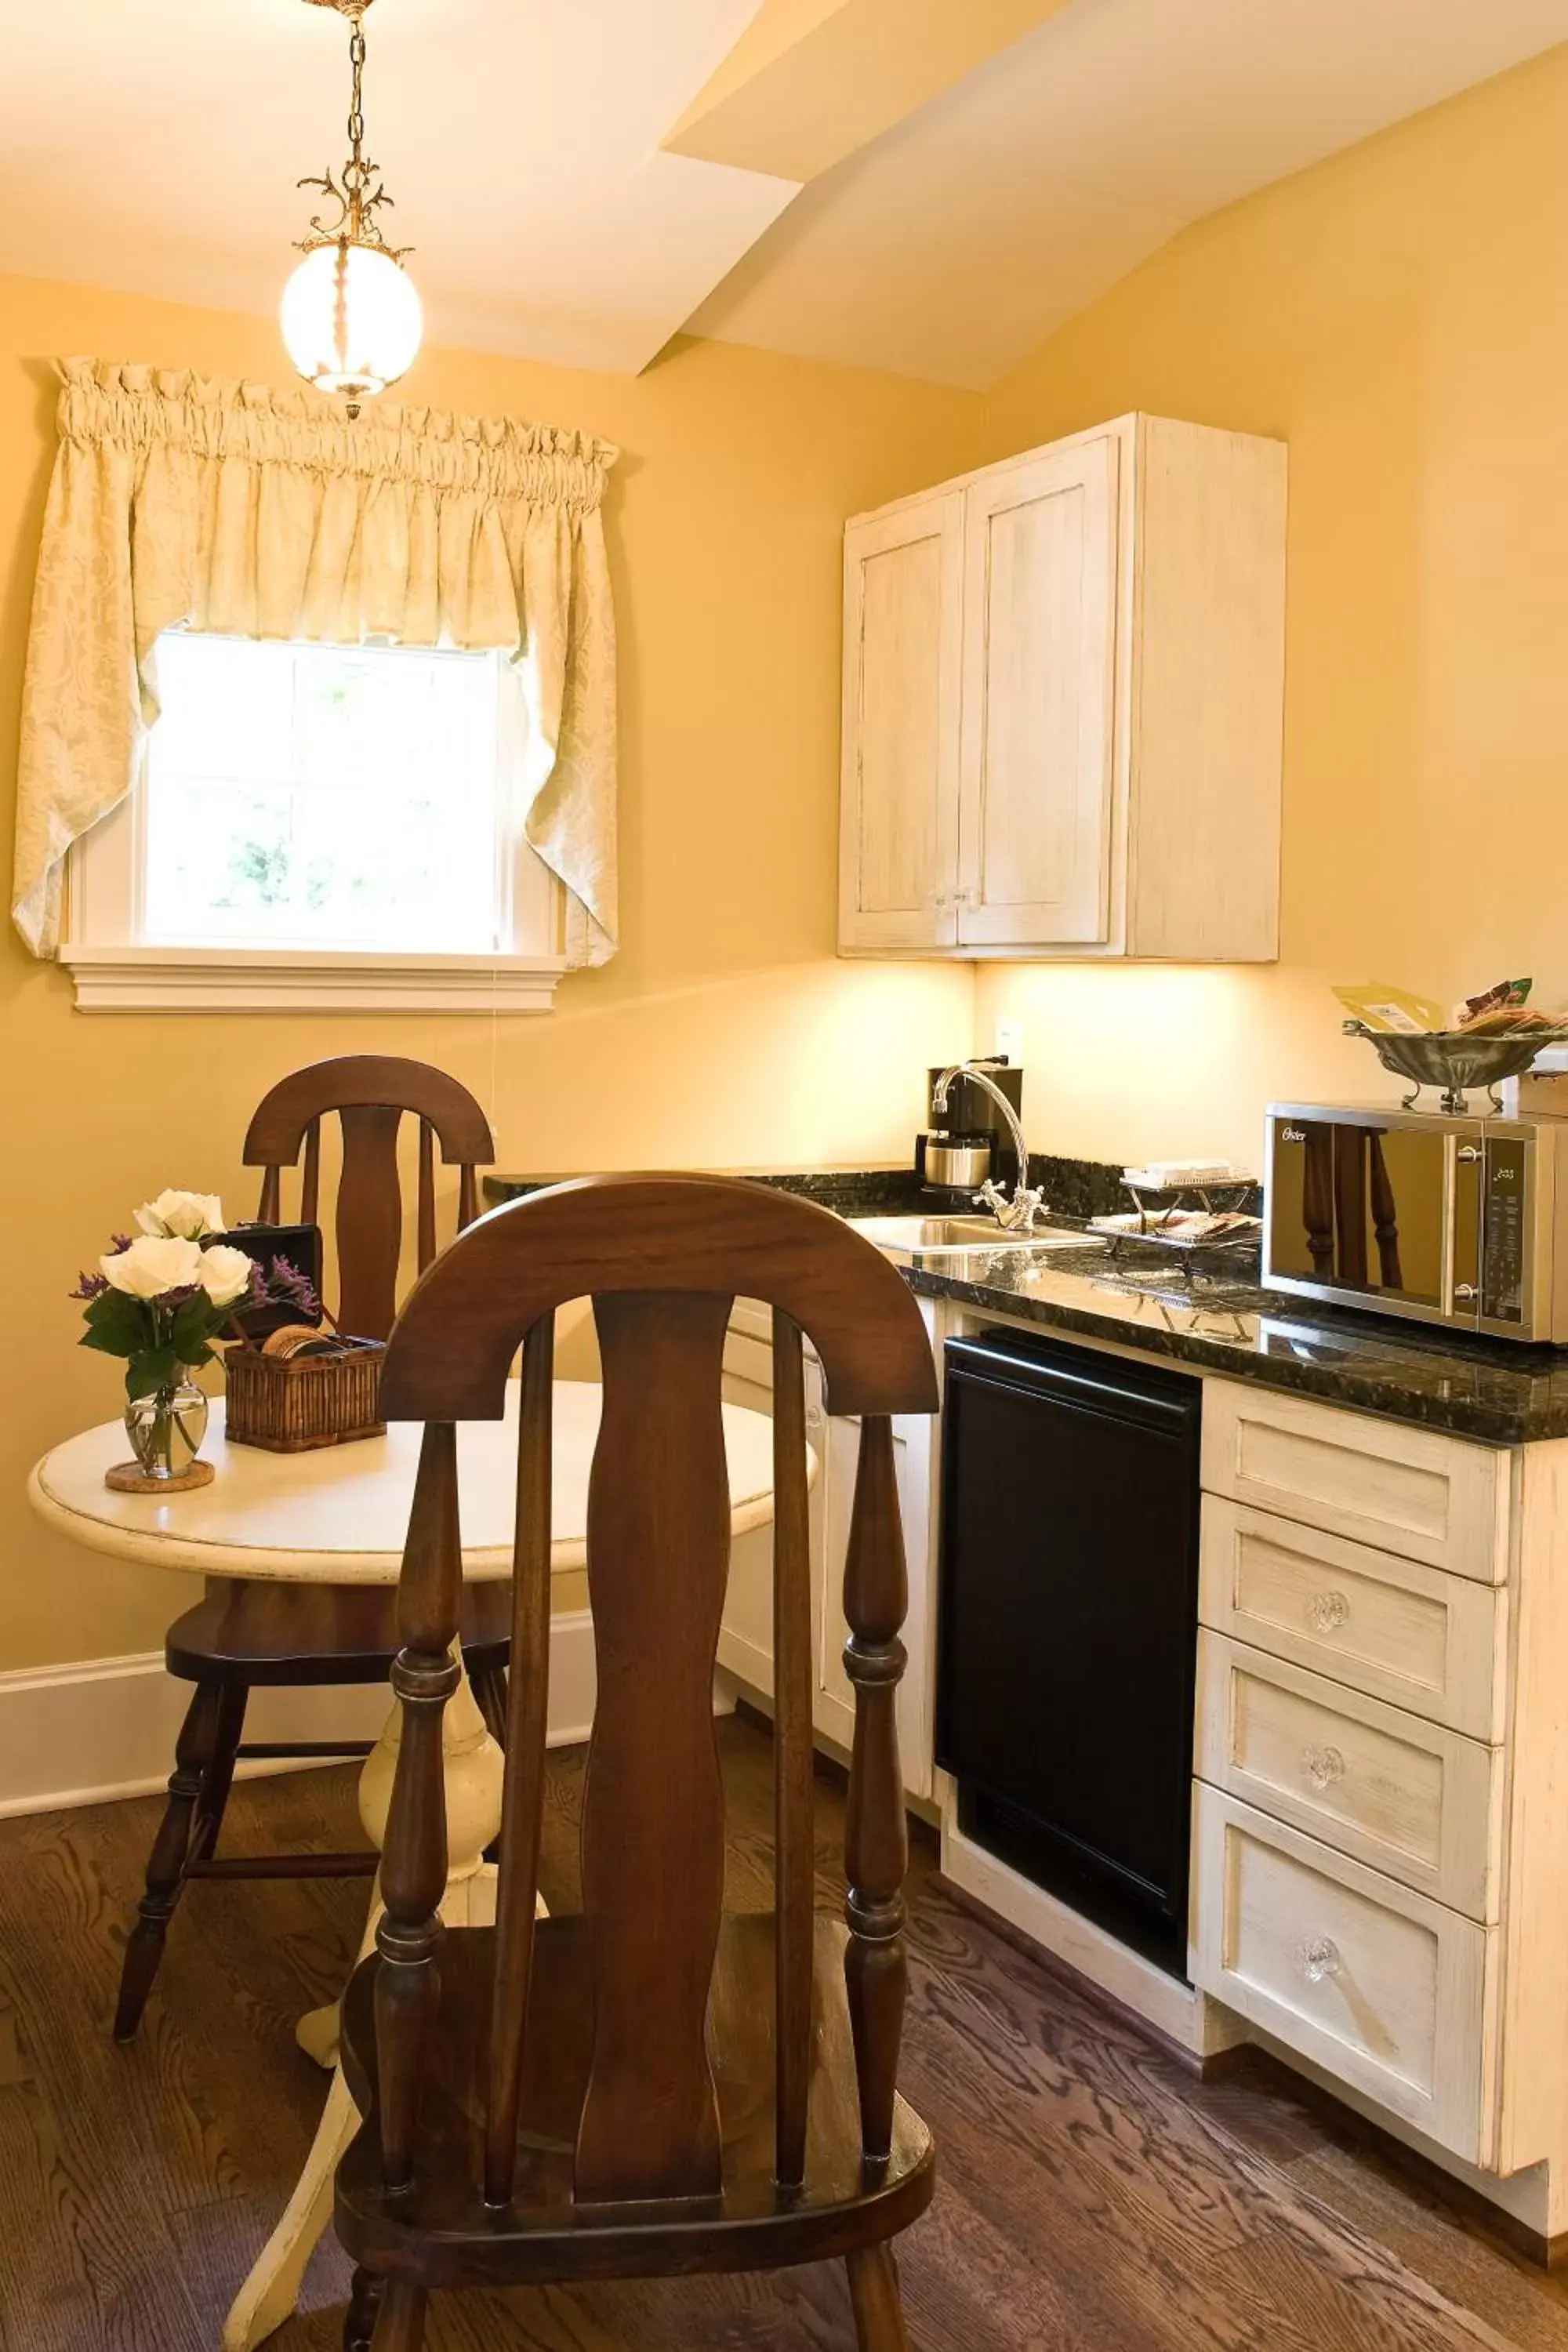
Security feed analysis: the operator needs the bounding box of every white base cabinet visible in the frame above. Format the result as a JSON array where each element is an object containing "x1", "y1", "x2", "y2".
[
  {"x1": 839, "y1": 412, "x2": 1287, "y2": 963},
  {"x1": 1192, "y1": 1375, "x2": 1568, "y2": 2230}
]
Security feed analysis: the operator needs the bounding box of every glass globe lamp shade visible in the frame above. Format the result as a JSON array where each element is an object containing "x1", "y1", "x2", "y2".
[{"x1": 280, "y1": 238, "x2": 423, "y2": 406}]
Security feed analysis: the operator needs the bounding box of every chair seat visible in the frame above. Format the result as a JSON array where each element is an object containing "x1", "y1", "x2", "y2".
[
  {"x1": 335, "y1": 1911, "x2": 935, "y2": 2289},
  {"x1": 165, "y1": 1577, "x2": 513, "y2": 1686}
]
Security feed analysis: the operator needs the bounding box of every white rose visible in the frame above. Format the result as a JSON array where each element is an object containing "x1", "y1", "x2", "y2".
[
  {"x1": 194, "y1": 1245, "x2": 256, "y2": 1309},
  {"x1": 100, "y1": 1235, "x2": 205, "y2": 1300},
  {"x1": 134, "y1": 1189, "x2": 226, "y2": 1241}
]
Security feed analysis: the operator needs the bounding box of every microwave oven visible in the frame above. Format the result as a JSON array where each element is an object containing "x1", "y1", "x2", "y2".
[{"x1": 1263, "y1": 1103, "x2": 1568, "y2": 1343}]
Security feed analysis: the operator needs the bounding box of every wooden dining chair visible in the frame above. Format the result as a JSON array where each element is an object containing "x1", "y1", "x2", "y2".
[
  {"x1": 114, "y1": 1057, "x2": 506, "y2": 2045},
  {"x1": 332, "y1": 1174, "x2": 940, "y2": 2351}
]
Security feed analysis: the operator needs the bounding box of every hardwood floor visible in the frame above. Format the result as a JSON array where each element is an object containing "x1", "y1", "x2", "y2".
[{"x1": 3, "y1": 1712, "x2": 1568, "y2": 2350}]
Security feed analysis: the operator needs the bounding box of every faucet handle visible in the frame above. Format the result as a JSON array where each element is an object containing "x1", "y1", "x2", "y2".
[{"x1": 1010, "y1": 1185, "x2": 1047, "y2": 1232}]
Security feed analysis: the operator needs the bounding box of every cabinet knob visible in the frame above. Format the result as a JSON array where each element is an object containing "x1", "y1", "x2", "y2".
[
  {"x1": 1298, "y1": 1936, "x2": 1342, "y2": 1985},
  {"x1": 1301, "y1": 1744, "x2": 1345, "y2": 1791},
  {"x1": 1307, "y1": 1590, "x2": 1350, "y2": 1634}
]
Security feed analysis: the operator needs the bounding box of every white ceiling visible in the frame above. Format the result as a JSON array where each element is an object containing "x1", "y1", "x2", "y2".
[
  {"x1": 0, "y1": 0, "x2": 797, "y2": 374},
  {"x1": 690, "y1": 0, "x2": 1568, "y2": 387},
  {"x1": 2, "y1": 0, "x2": 1566, "y2": 390}
]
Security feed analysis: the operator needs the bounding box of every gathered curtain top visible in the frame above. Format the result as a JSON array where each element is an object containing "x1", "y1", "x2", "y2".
[
  {"x1": 13, "y1": 357, "x2": 621, "y2": 968},
  {"x1": 55, "y1": 356, "x2": 619, "y2": 506}
]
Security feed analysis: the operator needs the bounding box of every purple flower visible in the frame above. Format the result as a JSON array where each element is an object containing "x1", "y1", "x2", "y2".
[
  {"x1": 107, "y1": 1233, "x2": 133, "y2": 1255},
  {"x1": 71, "y1": 1270, "x2": 110, "y2": 1301},
  {"x1": 267, "y1": 1254, "x2": 323, "y2": 1319}
]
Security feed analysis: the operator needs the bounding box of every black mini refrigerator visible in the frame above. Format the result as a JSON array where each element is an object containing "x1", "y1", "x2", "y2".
[{"x1": 935, "y1": 1329, "x2": 1203, "y2": 1977}]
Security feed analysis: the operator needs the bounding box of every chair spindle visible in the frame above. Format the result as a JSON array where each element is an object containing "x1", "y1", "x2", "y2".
[
  {"x1": 771, "y1": 1309, "x2": 815, "y2": 2188},
  {"x1": 842, "y1": 1414, "x2": 909, "y2": 2166},
  {"x1": 458, "y1": 1164, "x2": 479, "y2": 1229},
  {"x1": 375, "y1": 1421, "x2": 463, "y2": 2194},
  {"x1": 300, "y1": 1118, "x2": 321, "y2": 1228},
  {"x1": 416, "y1": 1121, "x2": 437, "y2": 1272},
  {"x1": 483, "y1": 1314, "x2": 556, "y2": 2207},
  {"x1": 256, "y1": 1165, "x2": 281, "y2": 1223}
]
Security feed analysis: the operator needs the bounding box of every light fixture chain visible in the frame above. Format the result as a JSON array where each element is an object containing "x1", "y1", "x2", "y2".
[{"x1": 347, "y1": 24, "x2": 366, "y2": 166}]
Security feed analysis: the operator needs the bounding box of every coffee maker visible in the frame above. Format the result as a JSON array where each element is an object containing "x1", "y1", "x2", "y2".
[{"x1": 915, "y1": 1061, "x2": 1024, "y2": 1199}]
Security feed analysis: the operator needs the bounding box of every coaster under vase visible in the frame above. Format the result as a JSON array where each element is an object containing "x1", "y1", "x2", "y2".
[{"x1": 105, "y1": 1457, "x2": 216, "y2": 1495}]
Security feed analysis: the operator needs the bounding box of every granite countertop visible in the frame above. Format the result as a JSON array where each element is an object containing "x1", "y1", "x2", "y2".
[{"x1": 482, "y1": 1167, "x2": 1568, "y2": 1446}]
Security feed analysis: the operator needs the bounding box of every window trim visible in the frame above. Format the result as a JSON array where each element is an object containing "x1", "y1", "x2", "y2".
[
  {"x1": 58, "y1": 942, "x2": 567, "y2": 1014},
  {"x1": 59, "y1": 638, "x2": 568, "y2": 1014}
]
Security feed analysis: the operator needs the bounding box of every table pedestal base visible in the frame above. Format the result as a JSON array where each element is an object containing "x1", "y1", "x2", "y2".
[{"x1": 222, "y1": 1655, "x2": 514, "y2": 2352}]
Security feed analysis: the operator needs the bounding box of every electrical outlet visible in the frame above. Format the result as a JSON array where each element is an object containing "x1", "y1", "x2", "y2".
[{"x1": 993, "y1": 1017, "x2": 1023, "y2": 1065}]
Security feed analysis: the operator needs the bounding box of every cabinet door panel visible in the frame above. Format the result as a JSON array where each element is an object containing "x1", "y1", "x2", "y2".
[
  {"x1": 839, "y1": 495, "x2": 963, "y2": 952},
  {"x1": 957, "y1": 437, "x2": 1119, "y2": 947}
]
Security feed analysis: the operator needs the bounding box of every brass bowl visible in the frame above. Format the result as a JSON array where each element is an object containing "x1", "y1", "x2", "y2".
[{"x1": 1342, "y1": 1020, "x2": 1568, "y2": 1113}]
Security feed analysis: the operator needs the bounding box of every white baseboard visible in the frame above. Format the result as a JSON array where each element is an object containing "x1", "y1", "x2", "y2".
[{"x1": 0, "y1": 1609, "x2": 598, "y2": 1820}]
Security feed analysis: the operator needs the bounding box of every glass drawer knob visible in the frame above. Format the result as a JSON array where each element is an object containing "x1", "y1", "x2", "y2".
[
  {"x1": 1298, "y1": 1936, "x2": 1342, "y2": 1984},
  {"x1": 1308, "y1": 1590, "x2": 1350, "y2": 1634},
  {"x1": 1302, "y1": 1744, "x2": 1345, "y2": 1790}
]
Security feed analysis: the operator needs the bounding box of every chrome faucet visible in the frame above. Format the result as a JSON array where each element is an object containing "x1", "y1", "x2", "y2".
[{"x1": 931, "y1": 1061, "x2": 1046, "y2": 1232}]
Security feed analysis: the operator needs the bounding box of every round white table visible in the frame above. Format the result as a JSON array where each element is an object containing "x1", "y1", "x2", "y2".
[{"x1": 28, "y1": 1381, "x2": 779, "y2": 2351}]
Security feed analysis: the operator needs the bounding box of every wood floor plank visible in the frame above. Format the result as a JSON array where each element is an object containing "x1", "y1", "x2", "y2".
[{"x1": 2, "y1": 1714, "x2": 1566, "y2": 2350}]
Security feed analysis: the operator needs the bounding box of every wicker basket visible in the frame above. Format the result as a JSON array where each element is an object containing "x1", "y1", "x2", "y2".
[{"x1": 224, "y1": 1337, "x2": 387, "y2": 1453}]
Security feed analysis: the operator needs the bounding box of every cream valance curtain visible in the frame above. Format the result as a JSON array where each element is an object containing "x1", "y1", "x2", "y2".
[{"x1": 12, "y1": 357, "x2": 619, "y2": 965}]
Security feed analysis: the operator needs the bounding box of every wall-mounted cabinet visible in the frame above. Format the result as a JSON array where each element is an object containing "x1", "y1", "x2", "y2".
[{"x1": 838, "y1": 412, "x2": 1287, "y2": 963}]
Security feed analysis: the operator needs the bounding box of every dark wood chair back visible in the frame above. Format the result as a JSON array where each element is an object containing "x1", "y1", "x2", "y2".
[
  {"x1": 371, "y1": 1174, "x2": 938, "y2": 2215},
  {"x1": 242, "y1": 1056, "x2": 495, "y2": 1341}
]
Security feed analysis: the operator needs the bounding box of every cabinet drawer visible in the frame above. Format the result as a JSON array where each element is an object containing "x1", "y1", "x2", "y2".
[
  {"x1": 1199, "y1": 1500, "x2": 1507, "y2": 1739},
  {"x1": 1201, "y1": 1381, "x2": 1508, "y2": 1581},
  {"x1": 1192, "y1": 1787, "x2": 1496, "y2": 2164},
  {"x1": 1196, "y1": 1635, "x2": 1501, "y2": 1918}
]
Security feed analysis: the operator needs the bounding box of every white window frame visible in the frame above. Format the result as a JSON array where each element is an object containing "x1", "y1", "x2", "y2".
[{"x1": 60, "y1": 640, "x2": 568, "y2": 1014}]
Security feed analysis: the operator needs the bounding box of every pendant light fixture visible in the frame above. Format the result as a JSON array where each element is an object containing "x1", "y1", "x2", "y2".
[{"x1": 281, "y1": 0, "x2": 422, "y2": 419}]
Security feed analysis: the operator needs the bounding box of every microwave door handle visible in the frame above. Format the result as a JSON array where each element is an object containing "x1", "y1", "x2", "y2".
[
  {"x1": 1450, "y1": 1141, "x2": 1485, "y2": 1316},
  {"x1": 1439, "y1": 1133, "x2": 1457, "y2": 1318}
]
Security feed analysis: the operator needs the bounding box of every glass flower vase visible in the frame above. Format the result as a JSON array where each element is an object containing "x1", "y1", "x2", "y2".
[{"x1": 124, "y1": 1377, "x2": 210, "y2": 1483}]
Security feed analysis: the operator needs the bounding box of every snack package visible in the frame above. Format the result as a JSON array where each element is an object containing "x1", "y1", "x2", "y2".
[
  {"x1": 1333, "y1": 983, "x2": 1446, "y2": 1035},
  {"x1": 1455, "y1": 978, "x2": 1532, "y2": 1028}
]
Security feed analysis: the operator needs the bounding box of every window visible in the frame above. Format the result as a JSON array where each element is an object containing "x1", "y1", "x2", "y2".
[{"x1": 62, "y1": 634, "x2": 564, "y2": 1011}]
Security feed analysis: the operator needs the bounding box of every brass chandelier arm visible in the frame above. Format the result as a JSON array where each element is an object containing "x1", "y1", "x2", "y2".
[{"x1": 293, "y1": 0, "x2": 411, "y2": 261}]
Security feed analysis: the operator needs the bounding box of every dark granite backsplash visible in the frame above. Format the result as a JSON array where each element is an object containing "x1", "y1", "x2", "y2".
[{"x1": 482, "y1": 1153, "x2": 1136, "y2": 1221}]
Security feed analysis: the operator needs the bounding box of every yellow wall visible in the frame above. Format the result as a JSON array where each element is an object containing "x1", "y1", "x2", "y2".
[
  {"x1": 0, "y1": 273, "x2": 981, "y2": 1671},
  {"x1": 974, "y1": 44, "x2": 1568, "y2": 1171}
]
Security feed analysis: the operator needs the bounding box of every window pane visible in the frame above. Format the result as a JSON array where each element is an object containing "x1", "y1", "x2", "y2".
[{"x1": 141, "y1": 637, "x2": 503, "y2": 952}]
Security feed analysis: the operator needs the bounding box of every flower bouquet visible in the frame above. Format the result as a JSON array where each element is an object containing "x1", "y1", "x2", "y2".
[{"x1": 74, "y1": 1189, "x2": 319, "y2": 1491}]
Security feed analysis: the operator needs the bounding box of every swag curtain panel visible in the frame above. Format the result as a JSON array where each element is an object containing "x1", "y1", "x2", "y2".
[{"x1": 12, "y1": 358, "x2": 620, "y2": 966}]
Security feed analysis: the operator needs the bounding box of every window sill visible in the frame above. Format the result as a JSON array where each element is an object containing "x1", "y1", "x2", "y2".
[{"x1": 59, "y1": 945, "x2": 568, "y2": 1014}]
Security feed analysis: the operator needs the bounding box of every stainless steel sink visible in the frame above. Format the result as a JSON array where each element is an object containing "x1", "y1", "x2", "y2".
[{"x1": 848, "y1": 1214, "x2": 1101, "y2": 1255}]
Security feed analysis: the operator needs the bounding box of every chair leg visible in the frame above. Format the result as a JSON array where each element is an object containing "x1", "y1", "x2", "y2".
[
  {"x1": 471, "y1": 1664, "x2": 508, "y2": 1751},
  {"x1": 369, "y1": 2283, "x2": 427, "y2": 2350},
  {"x1": 192, "y1": 1682, "x2": 249, "y2": 1864},
  {"x1": 472, "y1": 1664, "x2": 508, "y2": 1863},
  {"x1": 114, "y1": 1679, "x2": 225, "y2": 2043},
  {"x1": 343, "y1": 2266, "x2": 385, "y2": 2351},
  {"x1": 846, "y1": 2245, "x2": 913, "y2": 2352}
]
